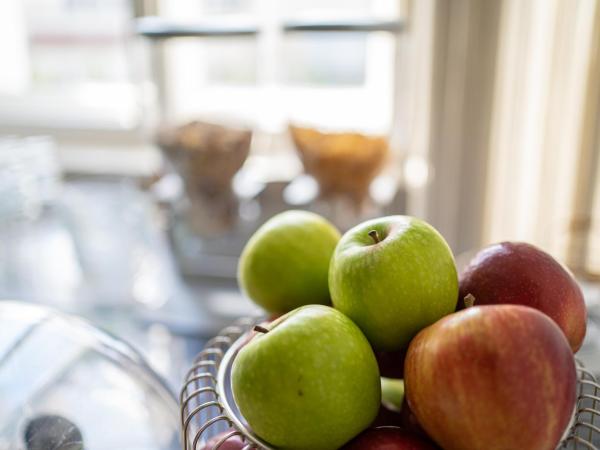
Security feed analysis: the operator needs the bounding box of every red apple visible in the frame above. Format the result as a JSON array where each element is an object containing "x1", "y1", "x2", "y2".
[
  {"x1": 199, "y1": 431, "x2": 245, "y2": 450},
  {"x1": 343, "y1": 426, "x2": 439, "y2": 450},
  {"x1": 459, "y1": 241, "x2": 586, "y2": 352},
  {"x1": 405, "y1": 304, "x2": 576, "y2": 450}
]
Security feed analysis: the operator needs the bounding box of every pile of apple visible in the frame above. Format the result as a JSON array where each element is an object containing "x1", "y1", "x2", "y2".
[{"x1": 225, "y1": 210, "x2": 585, "y2": 450}]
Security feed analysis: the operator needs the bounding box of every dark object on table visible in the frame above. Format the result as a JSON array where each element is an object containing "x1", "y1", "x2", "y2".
[
  {"x1": 24, "y1": 415, "x2": 83, "y2": 450},
  {"x1": 0, "y1": 301, "x2": 179, "y2": 450}
]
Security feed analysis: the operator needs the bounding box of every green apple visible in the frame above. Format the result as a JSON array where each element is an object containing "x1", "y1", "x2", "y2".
[
  {"x1": 329, "y1": 215, "x2": 458, "y2": 351},
  {"x1": 381, "y1": 377, "x2": 404, "y2": 412},
  {"x1": 232, "y1": 305, "x2": 381, "y2": 450},
  {"x1": 238, "y1": 210, "x2": 341, "y2": 313}
]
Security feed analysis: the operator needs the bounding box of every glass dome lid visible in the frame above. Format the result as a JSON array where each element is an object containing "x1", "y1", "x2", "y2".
[{"x1": 0, "y1": 301, "x2": 179, "y2": 450}]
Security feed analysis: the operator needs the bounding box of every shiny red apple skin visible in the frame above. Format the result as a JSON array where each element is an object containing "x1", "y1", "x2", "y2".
[
  {"x1": 405, "y1": 305, "x2": 576, "y2": 450},
  {"x1": 343, "y1": 426, "x2": 439, "y2": 450},
  {"x1": 199, "y1": 432, "x2": 245, "y2": 450},
  {"x1": 459, "y1": 241, "x2": 586, "y2": 352}
]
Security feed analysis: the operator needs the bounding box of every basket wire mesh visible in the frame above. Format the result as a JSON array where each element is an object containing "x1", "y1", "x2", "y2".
[
  {"x1": 180, "y1": 318, "x2": 600, "y2": 450},
  {"x1": 561, "y1": 364, "x2": 600, "y2": 449}
]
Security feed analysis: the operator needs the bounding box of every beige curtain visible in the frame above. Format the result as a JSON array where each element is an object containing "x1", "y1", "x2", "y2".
[
  {"x1": 485, "y1": 0, "x2": 600, "y2": 277},
  {"x1": 401, "y1": 0, "x2": 600, "y2": 276}
]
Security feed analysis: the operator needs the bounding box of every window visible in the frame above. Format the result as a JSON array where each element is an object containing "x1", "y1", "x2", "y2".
[
  {"x1": 0, "y1": 0, "x2": 141, "y2": 130},
  {"x1": 150, "y1": 0, "x2": 403, "y2": 135},
  {"x1": 0, "y1": 0, "x2": 402, "y2": 138}
]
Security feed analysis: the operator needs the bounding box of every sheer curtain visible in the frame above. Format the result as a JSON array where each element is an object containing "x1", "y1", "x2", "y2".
[
  {"x1": 484, "y1": 0, "x2": 600, "y2": 275},
  {"x1": 402, "y1": 0, "x2": 600, "y2": 276}
]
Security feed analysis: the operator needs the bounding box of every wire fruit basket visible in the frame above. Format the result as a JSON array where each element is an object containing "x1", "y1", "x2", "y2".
[{"x1": 180, "y1": 318, "x2": 600, "y2": 450}]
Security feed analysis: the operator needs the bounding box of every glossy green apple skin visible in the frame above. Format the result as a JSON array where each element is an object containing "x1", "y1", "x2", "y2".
[
  {"x1": 381, "y1": 378, "x2": 404, "y2": 412},
  {"x1": 238, "y1": 210, "x2": 341, "y2": 313},
  {"x1": 329, "y1": 216, "x2": 458, "y2": 351},
  {"x1": 232, "y1": 305, "x2": 381, "y2": 450}
]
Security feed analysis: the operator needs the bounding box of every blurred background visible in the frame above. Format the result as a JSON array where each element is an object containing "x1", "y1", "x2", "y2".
[{"x1": 1, "y1": 0, "x2": 600, "y2": 447}]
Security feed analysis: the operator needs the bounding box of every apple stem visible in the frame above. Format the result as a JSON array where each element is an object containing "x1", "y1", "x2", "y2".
[
  {"x1": 463, "y1": 293, "x2": 476, "y2": 308},
  {"x1": 253, "y1": 325, "x2": 270, "y2": 334},
  {"x1": 368, "y1": 230, "x2": 381, "y2": 244}
]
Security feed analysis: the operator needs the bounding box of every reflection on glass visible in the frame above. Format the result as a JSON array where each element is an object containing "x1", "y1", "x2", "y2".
[
  {"x1": 0, "y1": 136, "x2": 60, "y2": 223},
  {"x1": 205, "y1": 38, "x2": 258, "y2": 84},
  {"x1": 23, "y1": 0, "x2": 132, "y2": 89},
  {"x1": 0, "y1": 302, "x2": 179, "y2": 450},
  {"x1": 165, "y1": 37, "x2": 258, "y2": 88},
  {"x1": 282, "y1": 33, "x2": 367, "y2": 85},
  {"x1": 282, "y1": 0, "x2": 371, "y2": 15}
]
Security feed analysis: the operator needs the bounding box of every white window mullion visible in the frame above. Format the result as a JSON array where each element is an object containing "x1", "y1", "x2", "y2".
[
  {"x1": 0, "y1": 1, "x2": 30, "y2": 95},
  {"x1": 254, "y1": 0, "x2": 285, "y2": 133}
]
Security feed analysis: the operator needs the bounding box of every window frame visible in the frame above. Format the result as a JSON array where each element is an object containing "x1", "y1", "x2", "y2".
[
  {"x1": 139, "y1": 0, "x2": 405, "y2": 135},
  {"x1": 0, "y1": 0, "x2": 145, "y2": 134}
]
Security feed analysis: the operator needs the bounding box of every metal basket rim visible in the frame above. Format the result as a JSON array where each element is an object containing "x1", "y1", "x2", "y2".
[{"x1": 181, "y1": 318, "x2": 600, "y2": 450}]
